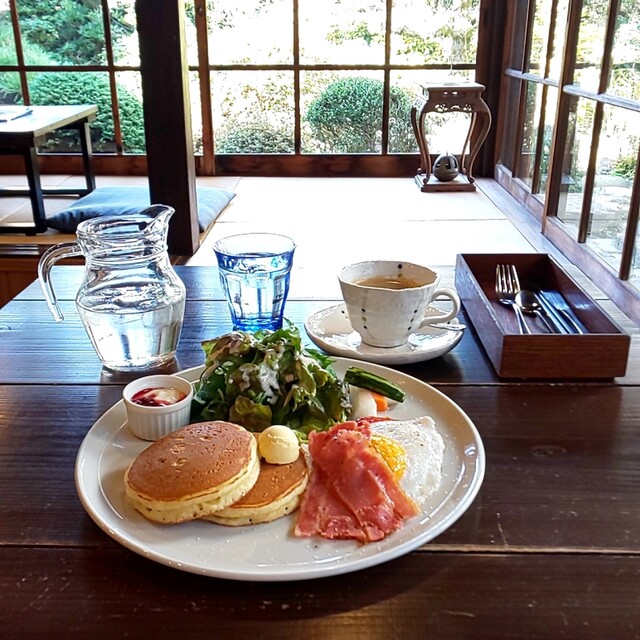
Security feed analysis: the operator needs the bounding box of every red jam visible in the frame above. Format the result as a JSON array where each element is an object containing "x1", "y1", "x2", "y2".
[{"x1": 131, "y1": 387, "x2": 187, "y2": 407}]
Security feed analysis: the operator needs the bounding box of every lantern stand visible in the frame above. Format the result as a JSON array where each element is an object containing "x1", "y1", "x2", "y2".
[{"x1": 411, "y1": 82, "x2": 492, "y2": 192}]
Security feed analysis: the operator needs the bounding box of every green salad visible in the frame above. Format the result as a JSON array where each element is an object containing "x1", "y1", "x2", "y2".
[{"x1": 190, "y1": 323, "x2": 351, "y2": 437}]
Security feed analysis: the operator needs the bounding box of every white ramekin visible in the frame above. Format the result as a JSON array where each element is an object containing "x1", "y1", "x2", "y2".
[{"x1": 123, "y1": 374, "x2": 194, "y2": 441}]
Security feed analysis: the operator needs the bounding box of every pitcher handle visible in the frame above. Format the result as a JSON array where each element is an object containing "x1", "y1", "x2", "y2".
[{"x1": 38, "y1": 242, "x2": 83, "y2": 322}]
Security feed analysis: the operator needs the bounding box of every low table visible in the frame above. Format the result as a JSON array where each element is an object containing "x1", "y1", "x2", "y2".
[
  {"x1": 411, "y1": 83, "x2": 492, "y2": 192},
  {"x1": 0, "y1": 104, "x2": 97, "y2": 234}
]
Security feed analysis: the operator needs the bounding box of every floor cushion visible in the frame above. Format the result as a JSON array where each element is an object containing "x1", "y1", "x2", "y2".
[{"x1": 46, "y1": 186, "x2": 235, "y2": 233}]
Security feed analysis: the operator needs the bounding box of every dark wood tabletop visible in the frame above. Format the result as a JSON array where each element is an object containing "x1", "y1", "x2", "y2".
[{"x1": 1, "y1": 265, "x2": 639, "y2": 639}]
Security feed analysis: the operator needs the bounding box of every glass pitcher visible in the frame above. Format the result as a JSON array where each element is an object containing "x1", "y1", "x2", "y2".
[{"x1": 38, "y1": 206, "x2": 186, "y2": 371}]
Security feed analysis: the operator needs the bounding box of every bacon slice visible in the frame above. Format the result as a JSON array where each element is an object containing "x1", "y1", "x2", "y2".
[{"x1": 294, "y1": 421, "x2": 419, "y2": 543}]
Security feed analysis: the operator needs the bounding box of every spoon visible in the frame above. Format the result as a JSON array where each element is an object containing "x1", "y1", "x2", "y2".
[
  {"x1": 430, "y1": 321, "x2": 467, "y2": 332},
  {"x1": 515, "y1": 290, "x2": 561, "y2": 333}
]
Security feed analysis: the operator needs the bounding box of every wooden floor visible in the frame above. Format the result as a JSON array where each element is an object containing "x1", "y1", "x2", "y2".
[
  {"x1": 3, "y1": 173, "x2": 634, "y2": 332},
  {"x1": 0, "y1": 173, "x2": 546, "y2": 289},
  {"x1": 189, "y1": 176, "x2": 540, "y2": 300}
]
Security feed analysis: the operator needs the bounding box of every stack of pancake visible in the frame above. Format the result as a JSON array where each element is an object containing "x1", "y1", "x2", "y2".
[{"x1": 124, "y1": 421, "x2": 308, "y2": 526}]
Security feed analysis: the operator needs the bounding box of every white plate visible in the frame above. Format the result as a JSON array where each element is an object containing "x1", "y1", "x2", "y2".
[
  {"x1": 75, "y1": 358, "x2": 484, "y2": 582},
  {"x1": 305, "y1": 303, "x2": 464, "y2": 365}
]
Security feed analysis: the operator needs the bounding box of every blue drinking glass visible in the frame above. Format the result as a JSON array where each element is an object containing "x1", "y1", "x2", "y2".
[{"x1": 214, "y1": 233, "x2": 296, "y2": 332}]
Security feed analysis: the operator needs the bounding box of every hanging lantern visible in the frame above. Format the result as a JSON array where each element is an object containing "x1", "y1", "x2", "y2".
[{"x1": 432, "y1": 153, "x2": 460, "y2": 182}]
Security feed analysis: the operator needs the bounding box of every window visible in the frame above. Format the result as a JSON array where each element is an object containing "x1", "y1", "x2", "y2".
[
  {"x1": 195, "y1": 0, "x2": 480, "y2": 172},
  {"x1": 498, "y1": 0, "x2": 640, "y2": 322},
  {"x1": 0, "y1": 0, "x2": 143, "y2": 164},
  {"x1": 1, "y1": 0, "x2": 483, "y2": 176}
]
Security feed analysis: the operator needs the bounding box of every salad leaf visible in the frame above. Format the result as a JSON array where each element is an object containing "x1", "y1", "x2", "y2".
[{"x1": 190, "y1": 322, "x2": 351, "y2": 437}]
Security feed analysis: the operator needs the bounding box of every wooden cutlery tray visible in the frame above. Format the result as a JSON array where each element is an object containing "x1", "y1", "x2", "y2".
[{"x1": 455, "y1": 253, "x2": 630, "y2": 379}]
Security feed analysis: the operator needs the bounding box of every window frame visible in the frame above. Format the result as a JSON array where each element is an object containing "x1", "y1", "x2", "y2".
[
  {"x1": 2, "y1": 0, "x2": 489, "y2": 177},
  {"x1": 496, "y1": 0, "x2": 640, "y2": 323}
]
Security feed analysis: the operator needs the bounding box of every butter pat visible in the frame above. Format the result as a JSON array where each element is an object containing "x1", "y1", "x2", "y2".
[{"x1": 258, "y1": 425, "x2": 300, "y2": 464}]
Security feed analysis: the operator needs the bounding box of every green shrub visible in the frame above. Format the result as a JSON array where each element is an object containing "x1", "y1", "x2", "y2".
[
  {"x1": 611, "y1": 154, "x2": 637, "y2": 182},
  {"x1": 29, "y1": 72, "x2": 145, "y2": 153},
  {"x1": 305, "y1": 77, "x2": 415, "y2": 153},
  {"x1": 215, "y1": 121, "x2": 293, "y2": 153}
]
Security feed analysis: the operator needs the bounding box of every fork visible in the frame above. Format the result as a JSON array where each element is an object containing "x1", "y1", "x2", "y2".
[{"x1": 495, "y1": 264, "x2": 531, "y2": 334}]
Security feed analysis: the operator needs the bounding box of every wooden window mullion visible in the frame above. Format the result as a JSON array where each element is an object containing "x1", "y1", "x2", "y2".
[
  {"x1": 195, "y1": 0, "x2": 214, "y2": 174},
  {"x1": 380, "y1": 0, "x2": 393, "y2": 155},
  {"x1": 618, "y1": 143, "x2": 640, "y2": 280},
  {"x1": 9, "y1": 0, "x2": 29, "y2": 103},
  {"x1": 577, "y1": 0, "x2": 618, "y2": 243},
  {"x1": 101, "y1": 0, "x2": 124, "y2": 154},
  {"x1": 293, "y1": 0, "x2": 301, "y2": 155},
  {"x1": 542, "y1": 0, "x2": 581, "y2": 229},
  {"x1": 512, "y1": 0, "x2": 537, "y2": 178},
  {"x1": 531, "y1": 0, "x2": 560, "y2": 193}
]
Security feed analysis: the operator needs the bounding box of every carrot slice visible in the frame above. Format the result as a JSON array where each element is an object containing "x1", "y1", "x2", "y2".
[{"x1": 371, "y1": 391, "x2": 388, "y2": 412}]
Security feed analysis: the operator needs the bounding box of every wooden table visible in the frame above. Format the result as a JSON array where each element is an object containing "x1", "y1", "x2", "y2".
[
  {"x1": 411, "y1": 82, "x2": 492, "y2": 192},
  {"x1": 0, "y1": 104, "x2": 97, "y2": 234},
  {"x1": 1, "y1": 266, "x2": 639, "y2": 639}
]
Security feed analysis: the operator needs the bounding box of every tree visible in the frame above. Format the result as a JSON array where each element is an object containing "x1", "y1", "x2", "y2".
[{"x1": 15, "y1": 0, "x2": 134, "y2": 65}]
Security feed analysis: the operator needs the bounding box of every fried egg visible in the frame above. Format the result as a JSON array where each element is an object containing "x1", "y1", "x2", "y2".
[{"x1": 370, "y1": 416, "x2": 445, "y2": 504}]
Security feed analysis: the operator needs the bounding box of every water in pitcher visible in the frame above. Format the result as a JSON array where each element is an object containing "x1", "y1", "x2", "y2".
[
  {"x1": 38, "y1": 207, "x2": 187, "y2": 371},
  {"x1": 77, "y1": 297, "x2": 185, "y2": 370}
]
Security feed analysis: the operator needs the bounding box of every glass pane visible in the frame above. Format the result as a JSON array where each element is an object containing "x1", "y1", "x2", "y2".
[
  {"x1": 299, "y1": 0, "x2": 385, "y2": 65},
  {"x1": 301, "y1": 71, "x2": 385, "y2": 153},
  {"x1": 184, "y1": 1, "x2": 199, "y2": 68},
  {"x1": 189, "y1": 71, "x2": 203, "y2": 155},
  {"x1": 0, "y1": 1, "x2": 18, "y2": 68},
  {"x1": 574, "y1": 0, "x2": 608, "y2": 91},
  {"x1": 28, "y1": 71, "x2": 116, "y2": 153},
  {"x1": 527, "y1": 0, "x2": 554, "y2": 76},
  {"x1": 538, "y1": 85, "x2": 558, "y2": 195},
  {"x1": 585, "y1": 104, "x2": 637, "y2": 271},
  {"x1": 498, "y1": 78, "x2": 523, "y2": 169},
  {"x1": 17, "y1": 0, "x2": 107, "y2": 65},
  {"x1": 548, "y1": 0, "x2": 569, "y2": 80},
  {"x1": 390, "y1": 0, "x2": 480, "y2": 66},
  {"x1": 516, "y1": 81, "x2": 543, "y2": 187},
  {"x1": 608, "y1": 6, "x2": 640, "y2": 101},
  {"x1": 556, "y1": 96, "x2": 595, "y2": 235},
  {"x1": 110, "y1": 0, "x2": 139, "y2": 67},
  {"x1": 388, "y1": 71, "x2": 433, "y2": 154},
  {"x1": 628, "y1": 195, "x2": 640, "y2": 289},
  {"x1": 208, "y1": 0, "x2": 292, "y2": 65},
  {"x1": 212, "y1": 71, "x2": 294, "y2": 153},
  {"x1": 0, "y1": 72, "x2": 23, "y2": 104},
  {"x1": 115, "y1": 71, "x2": 145, "y2": 154}
]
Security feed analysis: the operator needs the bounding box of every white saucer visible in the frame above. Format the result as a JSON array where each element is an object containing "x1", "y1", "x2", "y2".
[{"x1": 304, "y1": 303, "x2": 464, "y2": 365}]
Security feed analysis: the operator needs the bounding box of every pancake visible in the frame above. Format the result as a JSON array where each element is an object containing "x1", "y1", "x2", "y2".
[
  {"x1": 204, "y1": 452, "x2": 309, "y2": 526},
  {"x1": 124, "y1": 421, "x2": 260, "y2": 524}
]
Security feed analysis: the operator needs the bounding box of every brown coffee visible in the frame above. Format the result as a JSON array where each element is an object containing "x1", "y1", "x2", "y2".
[{"x1": 355, "y1": 275, "x2": 423, "y2": 289}]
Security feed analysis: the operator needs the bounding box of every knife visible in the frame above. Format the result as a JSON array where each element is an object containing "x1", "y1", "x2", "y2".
[{"x1": 537, "y1": 290, "x2": 586, "y2": 334}]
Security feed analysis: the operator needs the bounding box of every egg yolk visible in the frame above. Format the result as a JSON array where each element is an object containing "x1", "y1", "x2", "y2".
[{"x1": 370, "y1": 434, "x2": 406, "y2": 480}]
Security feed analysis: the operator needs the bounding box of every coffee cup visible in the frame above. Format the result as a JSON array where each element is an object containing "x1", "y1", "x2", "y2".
[{"x1": 338, "y1": 260, "x2": 461, "y2": 348}]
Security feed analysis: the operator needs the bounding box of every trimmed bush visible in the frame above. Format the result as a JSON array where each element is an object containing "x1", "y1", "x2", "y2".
[
  {"x1": 215, "y1": 121, "x2": 294, "y2": 154},
  {"x1": 29, "y1": 72, "x2": 145, "y2": 153},
  {"x1": 305, "y1": 77, "x2": 415, "y2": 153}
]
